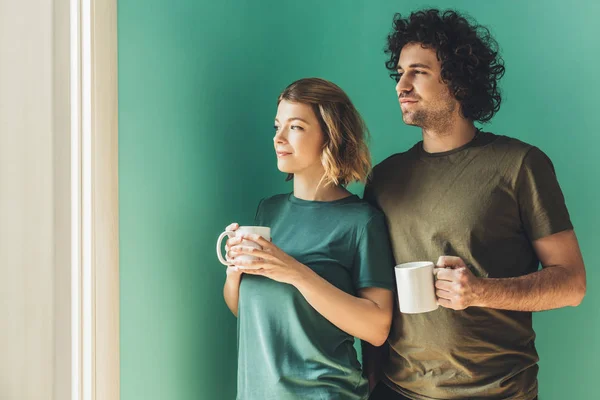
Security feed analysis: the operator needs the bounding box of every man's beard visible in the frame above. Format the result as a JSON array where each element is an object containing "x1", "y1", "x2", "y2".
[{"x1": 403, "y1": 99, "x2": 457, "y2": 132}]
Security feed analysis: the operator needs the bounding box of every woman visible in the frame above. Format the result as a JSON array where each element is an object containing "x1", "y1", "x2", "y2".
[{"x1": 223, "y1": 78, "x2": 395, "y2": 399}]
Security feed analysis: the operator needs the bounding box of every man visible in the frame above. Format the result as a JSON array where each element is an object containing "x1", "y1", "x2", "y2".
[{"x1": 363, "y1": 9, "x2": 586, "y2": 400}]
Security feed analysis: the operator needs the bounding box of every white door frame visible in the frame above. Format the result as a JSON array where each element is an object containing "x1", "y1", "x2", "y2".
[{"x1": 66, "y1": 0, "x2": 120, "y2": 399}]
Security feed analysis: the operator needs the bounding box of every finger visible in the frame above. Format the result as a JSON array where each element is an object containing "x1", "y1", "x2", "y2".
[
  {"x1": 239, "y1": 268, "x2": 265, "y2": 275},
  {"x1": 434, "y1": 280, "x2": 453, "y2": 291},
  {"x1": 437, "y1": 256, "x2": 466, "y2": 269},
  {"x1": 228, "y1": 244, "x2": 245, "y2": 252},
  {"x1": 241, "y1": 234, "x2": 272, "y2": 249},
  {"x1": 226, "y1": 244, "x2": 245, "y2": 261},
  {"x1": 434, "y1": 268, "x2": 454, "y2": 282},
  {"x1": 436, "y1": 289, "x2": 452, "y2": 300},
  {"x1": 225, "y1": 222, "x2": 239, "y2": 231},
  {"x1": 225, "y1": 249, "x2": 237, "y2": 262},
  {"x1": 225, "y1": 236, "x2": 243, "y2": 249},
  {"x1": 437, "y1": 297, "x2": 453, "y2": 308},
  {"x1": 229, "y1": 245, "x2": 261, "y2": 254},
  {"x1": 233, "y1": 258, "x2": 267, "y2": 270},
  {"x1": 230, "y1": 247, "x2": 277, "y2": 262}
]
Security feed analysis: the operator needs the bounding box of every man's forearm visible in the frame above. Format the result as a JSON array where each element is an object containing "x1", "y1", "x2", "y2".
[{"x1": 474, "y1": 265, "x2": 586, "y2": 311}]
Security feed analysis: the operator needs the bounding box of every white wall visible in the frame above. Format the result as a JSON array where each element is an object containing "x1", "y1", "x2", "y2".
[{"x1": 0, "y1": 0, "x2": 71, "y2": 399}]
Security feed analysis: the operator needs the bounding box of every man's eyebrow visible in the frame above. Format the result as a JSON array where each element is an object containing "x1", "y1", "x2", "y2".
[{"x1": 397, "y1": 63, "x2": 432, "y2": 71}]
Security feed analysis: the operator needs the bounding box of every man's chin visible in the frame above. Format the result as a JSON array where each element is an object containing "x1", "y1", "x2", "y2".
[{"x1": 402, "y1": 114, "x2": 420, "y2": 127}]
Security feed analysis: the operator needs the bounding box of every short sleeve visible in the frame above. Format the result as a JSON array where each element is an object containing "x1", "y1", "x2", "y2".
[
  {"x1": 516, "y1": 147, "x2": 573, "y2": 241},
  {"x1": 352, "y1": 213, "x2": 396, "y2": 291}
]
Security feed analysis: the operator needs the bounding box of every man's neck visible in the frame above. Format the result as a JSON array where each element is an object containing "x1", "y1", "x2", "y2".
[{"x1": 421, "y1": 119, "x2": 477, "y2": 153}]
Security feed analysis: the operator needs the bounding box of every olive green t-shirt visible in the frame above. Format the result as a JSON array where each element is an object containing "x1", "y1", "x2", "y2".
[
  {"x1": 364, "y1": 131, "x2": 572, "y2": 400},
  {"x1": 236, "y1": 193, "x2": 396, "y2": 400}
]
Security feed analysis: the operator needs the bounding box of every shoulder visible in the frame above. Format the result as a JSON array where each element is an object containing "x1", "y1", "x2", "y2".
[
  {"x1": 373, "y1": 143, "x2": 420, "y2": 172},
  {"x1": 259, "y1": 193, "x2": 289, "y2": 206},
  {"x1": 255, "y1": 193, "x2": 290, "y2": 214},
  {"x1": 490, "y1": 133, "x2": 535, "y2": 154},
  {"x1": 370, "y1": 143, "x2": 420, "y2": 184},
  {"x1": 342, "y1": 197, "x2": 388, "y2": 229},
  {"x1": 486, "y1": 133, "x2": 554, "y2": 172},
  {"x1": 486, "y1": 132, "x2": 553, "y2": 160}
]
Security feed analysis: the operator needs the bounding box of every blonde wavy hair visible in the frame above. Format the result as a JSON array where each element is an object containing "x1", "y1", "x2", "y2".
[{"x1": 278, "y1": 78, "x2": 372, "y2": 187}]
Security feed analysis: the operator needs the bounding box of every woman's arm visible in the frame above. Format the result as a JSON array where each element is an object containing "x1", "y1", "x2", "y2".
[
  {"x1": 294, "y1": 273, "x2": 393, "y2": 346},
  {"x1": 223, "y1": 268, "x2": 243, "y2": 317},
  {"x1": 230, "y1": 234, "x2": 393, "y2": 346}
]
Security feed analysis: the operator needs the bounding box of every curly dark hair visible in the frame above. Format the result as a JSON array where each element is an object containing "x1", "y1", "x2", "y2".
[{"x1": 385, "y1": 9, "x2": 505, "y2": 123}]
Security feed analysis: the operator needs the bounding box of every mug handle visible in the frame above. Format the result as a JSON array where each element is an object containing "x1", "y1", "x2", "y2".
[{"x1": 216, "y1": 230, "x2": 236, "y2": 265}]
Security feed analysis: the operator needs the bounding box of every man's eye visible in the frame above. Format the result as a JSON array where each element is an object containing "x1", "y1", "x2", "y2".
[{"x1": 390, "y1": 72, "x2": 403, "y2": 82}]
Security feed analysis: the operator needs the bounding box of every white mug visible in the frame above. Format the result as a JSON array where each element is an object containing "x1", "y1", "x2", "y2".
[
  {"x1": 216, "y1": 226, "x2": 271, "y2": 266},
  {"x1": 395, "y1": 261, "x2": 439, "y2": 314}
]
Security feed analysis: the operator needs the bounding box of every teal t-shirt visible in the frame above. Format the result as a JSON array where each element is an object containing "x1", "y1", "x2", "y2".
[{"x1": 236, "y1": 193, "x2": 396, "y2": 400}]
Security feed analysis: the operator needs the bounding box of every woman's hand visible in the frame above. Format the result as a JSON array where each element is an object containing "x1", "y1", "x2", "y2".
[
  {"x1": 231, "y1": 233, "x2": 394, "y2": 346},
  {"x1": 222, "y1": 222, "x2": 244, "y2": 317},
  {"x1": 228, "y1": 233, "x2": 311, "y2": 286},
  {"x1": 223, "y1": 222, "x2": 244, "y2": 278}
]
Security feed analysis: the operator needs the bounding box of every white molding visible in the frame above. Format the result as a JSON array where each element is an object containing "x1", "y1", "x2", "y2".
[
  {"x1": 0, "y1": 0, "x2": 117, "y2": 397},
  {"x1": 70, "y1": 0, "x2": 83, "y2": 398},
  {"x1": 70, "y1": 0, "x2": 120, "y2": 399},
  {"x1": 54, "y1": 0, "x2": 74, "y2": 398},
  {"x1": 1, "y1": 1, "x2": 55, "y2": 398},
  {"x1": 91, "y1": 0, "x2": 120, "y2": 398}
]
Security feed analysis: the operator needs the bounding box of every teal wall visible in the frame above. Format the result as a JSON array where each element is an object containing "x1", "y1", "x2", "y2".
[{"x1": 119, "y1": 1, "x2": 599, "y2": 399}]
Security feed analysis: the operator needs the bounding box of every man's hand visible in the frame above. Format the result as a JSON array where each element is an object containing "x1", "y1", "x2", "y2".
[{"x1": 434, "y1": 256, "x2": 482, "y2": 310}]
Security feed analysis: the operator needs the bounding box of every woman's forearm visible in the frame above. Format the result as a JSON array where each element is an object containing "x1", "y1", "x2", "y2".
[
  {"x1": 223, "y1": 273, "x2": 242, "y2": 317},
  {"x1": 293, "y1": 267, "x2": 391, "y2": 346}
]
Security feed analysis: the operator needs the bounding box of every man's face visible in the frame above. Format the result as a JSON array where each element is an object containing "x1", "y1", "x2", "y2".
[{"x1": 394, "y1": 43, "x2": 459, "y2": 130}]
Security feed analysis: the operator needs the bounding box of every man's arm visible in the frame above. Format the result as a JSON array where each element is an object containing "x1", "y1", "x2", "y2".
[{"x1": 434, "y1": 229, "x2": 586, "y2": 311}]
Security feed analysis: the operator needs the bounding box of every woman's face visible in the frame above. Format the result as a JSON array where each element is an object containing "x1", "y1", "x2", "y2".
[{"x1": 273, "y1": 100, "x2": 325, "y2": 177}]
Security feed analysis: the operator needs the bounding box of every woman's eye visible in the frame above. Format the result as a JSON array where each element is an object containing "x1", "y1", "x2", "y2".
[
  {"x1": 291, "y1": 125, "x2": 304, "y2": 131},
  {"x1": 274, "y1": 125, "x2": 280, "y2": 131}
]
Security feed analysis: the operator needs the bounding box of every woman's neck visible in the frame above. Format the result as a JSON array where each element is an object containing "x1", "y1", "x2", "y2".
[{"x1": 292, "y1": 173, "x2": 350, "y2": 201}]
